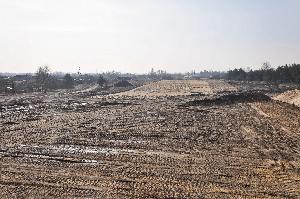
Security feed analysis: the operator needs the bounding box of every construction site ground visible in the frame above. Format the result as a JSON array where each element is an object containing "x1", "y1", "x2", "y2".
[{"x1": 0, "y1": 80, "x2": 299, "y2": 198}]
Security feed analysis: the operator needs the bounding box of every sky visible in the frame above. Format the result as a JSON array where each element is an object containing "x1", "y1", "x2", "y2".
[{"x1": 0, "y1": 0, "x2": 300, "y2": 74}]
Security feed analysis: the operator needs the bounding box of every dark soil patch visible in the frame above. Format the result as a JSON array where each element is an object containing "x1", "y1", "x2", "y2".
[
  {"x1": 184, "y1": 91, "x2": 271, "y2": 106},
  {"x1": 114, "y1": 80, "x2": 133, "y2": 87}
]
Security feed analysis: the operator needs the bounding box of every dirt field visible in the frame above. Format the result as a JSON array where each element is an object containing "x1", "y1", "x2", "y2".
[
  {"x1": 1, "y1": 80, "x2": 300, "y2": 198},
  {"x1": 115, "y1": 80, "x2": 236, "y2": 97}
]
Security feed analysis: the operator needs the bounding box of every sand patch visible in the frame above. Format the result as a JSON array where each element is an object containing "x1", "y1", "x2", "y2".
[{"x1": 274, "y1": 89, "x2": 300, "y2": 107}]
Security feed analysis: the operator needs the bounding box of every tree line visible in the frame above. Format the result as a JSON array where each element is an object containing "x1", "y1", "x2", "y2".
[{"x1": 227, "y1": 63, "x2": 300, "y2": 84}]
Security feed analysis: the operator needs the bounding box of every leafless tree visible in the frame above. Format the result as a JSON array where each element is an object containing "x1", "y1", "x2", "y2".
[{"x1": 36, "y1": 66, "x2": 50, "y2": 92}]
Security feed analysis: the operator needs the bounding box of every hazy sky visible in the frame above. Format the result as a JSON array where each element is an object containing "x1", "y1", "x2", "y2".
[{"x1": 0, "y1": 0, "x2": 300, "y2": 73}]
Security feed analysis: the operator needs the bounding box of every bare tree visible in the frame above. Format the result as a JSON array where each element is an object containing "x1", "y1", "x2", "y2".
[
  {"x1": 64, "y1": 73, "x2": 75, "y2": 89},
  {"x1": 97, "y1": 75, "x2": 107, "y2": 87},
  {"x1": 261, "y1": 62, "x2": 272, "y2": 71},
  {"x1": 36, "y1": 66, "x2": 50, "y2": 92}
]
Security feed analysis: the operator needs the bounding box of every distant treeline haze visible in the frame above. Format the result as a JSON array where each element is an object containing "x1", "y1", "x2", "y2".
[{"x1": 227, "y1": 63, "x2": 300, "y2": 84}]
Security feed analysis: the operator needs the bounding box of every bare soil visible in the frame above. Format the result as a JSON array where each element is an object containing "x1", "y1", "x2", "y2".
[
  {"x1": 1, "y1": 80, "x2": 299, "y2": 198},
  {"x1": 274, "y1": 89, "x2": 300, "y2": 107}
]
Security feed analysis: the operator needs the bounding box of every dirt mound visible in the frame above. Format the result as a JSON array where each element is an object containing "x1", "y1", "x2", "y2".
[
  {"x1": 185, "y1": 91, "x2": 271, "y2": 106},
  {"x1": 274, "y1": 89, "x2": 300, "y2": 107},
  {"x1": 114, "y1": 80, "x2": 133, "y2": 87}
]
